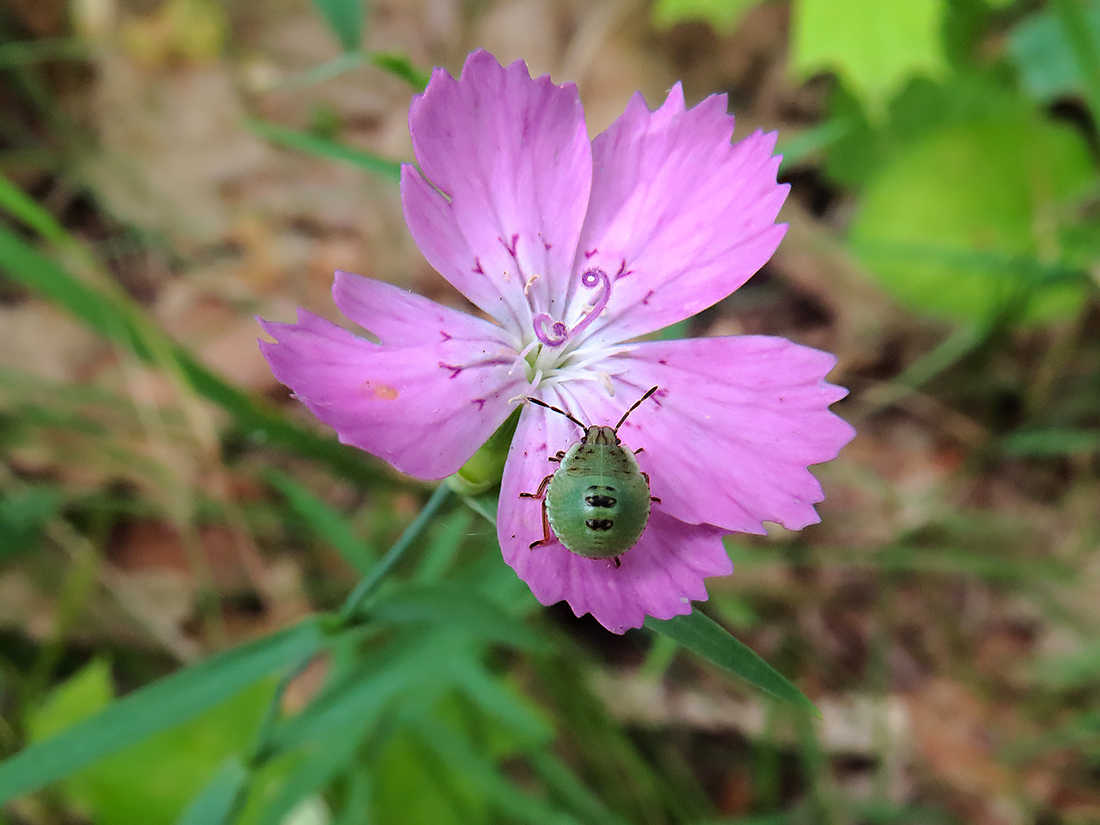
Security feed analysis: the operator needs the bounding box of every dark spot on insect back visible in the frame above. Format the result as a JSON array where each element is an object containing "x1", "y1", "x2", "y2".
[
  {"x1": 585, "y1": 494, "x2": 617, "y2": 508},
  {"x1": 585, "y1": 518, "x2": 614, "y2": 532}
]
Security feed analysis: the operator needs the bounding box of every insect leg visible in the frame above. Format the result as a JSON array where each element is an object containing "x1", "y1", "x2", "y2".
[
  {"x1": 548, "y1": 450, "x2": 565, "y2": 464},
  {"x1": 519, "y1": 474, "x2": 553, "y2": 500},
  {"x1": 612, "y1": 556, "x2": 621, "y2": 569},
  {"x1": 640, "y1": 472, "x2": 661, "y2": 503},
  {"x1": 529, "y1": 498, "x2": 553, "y2": 550},
  {"x1": 633, "y1": 447, "x2": 644, "y2": 455}
]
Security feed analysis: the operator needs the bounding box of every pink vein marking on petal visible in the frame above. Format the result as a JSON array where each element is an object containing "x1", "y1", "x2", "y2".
[
  {"x1": 258, "y1": 309, "x2": 521, "y2": 480},
  {"x1": 573, "y1": 84, "x2": 789, "y2": 342},
  {"x1": 403, "y1": 50, "x2": 593, "y2": 331},
  {"x1": 565, "y1": 337, "x2": 854, "y2": 533}
]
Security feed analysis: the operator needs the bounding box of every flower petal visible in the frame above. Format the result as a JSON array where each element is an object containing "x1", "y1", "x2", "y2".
[
  {"x1": 331, "y1": 270, "x2": 514, "y2": 349},
  {"x1": 499, "y1": 403, "x2": 732, "y2": 633},
  {"x1": 402, "y1": 49, "x2": 592, "y2": 334},
  {"x1": 258, "y1": 309, "x2": 523, "y2": 479},
  {"x1": 570, "y1": 84, "x2": 789, "y2": 342},
  {"x1": 563, "y1": 336, "x2": 854, "y2": 533}
]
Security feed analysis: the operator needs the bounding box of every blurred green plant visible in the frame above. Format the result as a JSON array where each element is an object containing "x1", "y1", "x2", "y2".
[
  {"x1": 792, "y1": 0, "x2": 947, "y2": 118},
  {"x1": 3, "y1": 1, "x2": 1100, "y2": 824},
  {"x1": 651, "y1": 0, "x2": 759, "y2": 32}
]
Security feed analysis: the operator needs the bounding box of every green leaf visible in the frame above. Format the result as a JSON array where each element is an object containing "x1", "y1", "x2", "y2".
[
  {"x1": 0, "y1": 620, "x2": 324, "y2": 802},
  {"x1": 0, "y1": 175, "x2": 71, "y2": 246},
  {"x1": 269, "y1": 632, "x2": 454, "y2": 754},
  {"x1": 412, "y1": 721, "x2": 582, "y2": 825},
  {"x1": 645, "y1": 611, "x2": 818, "y2": 714},
  {"x1": 26, "y1": 666, "x2": 272, "y2": 825},
  {"x1": 651, "y1": 0, "x2": 759, "y2": 33},
  {"x1": 176, "y1": 758, "x2": 249, "y2": 825},
  {"x1": 848, "y1": 103, "x2": 1096, "y2": 322},
  {"x1": 366, "y1": 585, "x2": 542, "y2": 650},
  {"x1": 0, "y1": 486, "x2": 63, "y2": 561},
  {"x1": 369, "y1": 52, "x2": 432, "y2": 90},
  {"x1": 1009, "y1": 1, "x2": 1100, "y2": 104},
  {"x1": 311, "y1": 0, "x2": 363, "y2": 52},
  {"x1": 792, "y1": 0, "x2": 947, "y2": 116},
  {"x1": 0, "y1": 223, "x2": 386, "y2": 486},
  {"x1": 245, "y1": 119, "x2": 403, "y2": 183},
  {"x1": 27, "y1": 660, "x2": 113, "y2": 742},
  {"x1": 1002, "y1": 428, "x2": 1100, "y2": 457},
  {"x1": 265, "y1": 469, "x2": 375, "y2": 574}
]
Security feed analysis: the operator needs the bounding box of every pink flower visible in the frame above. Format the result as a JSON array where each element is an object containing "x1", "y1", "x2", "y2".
[{"x1": 259, "y1": 50, "x2": 854, "y2": 633}]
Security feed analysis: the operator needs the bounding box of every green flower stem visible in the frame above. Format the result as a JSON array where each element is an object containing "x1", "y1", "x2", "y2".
[
  {"x1": 233, "y1": 483, "x2": 455, "y2": 820},
  {"x1": 1054, "y1": 0, "x2": 1100, "y2": 121},
  {"x1": 336, "y1": 483, "x2": 454, "y2": 626}
]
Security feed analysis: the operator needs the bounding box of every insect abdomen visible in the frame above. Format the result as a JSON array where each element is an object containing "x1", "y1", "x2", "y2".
[{"x1": 546, "y1": 440, "x2": 652, "y2": 560}]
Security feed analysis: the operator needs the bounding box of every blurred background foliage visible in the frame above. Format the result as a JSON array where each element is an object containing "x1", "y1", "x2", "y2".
[{"x1": 0, "y1": 0, "x2": 1099, "y2": 823}]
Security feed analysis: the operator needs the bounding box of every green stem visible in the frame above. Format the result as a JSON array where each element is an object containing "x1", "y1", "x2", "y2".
[
  {"x1": 1054, "y1": 0, "x2": 1100, "y2": 121},
  {"x1": 336, "y1": 483, "x2": 453, "y2": 626},
  {"x1": 233, "y1": 483, "x2": 454, "y2": 819}
]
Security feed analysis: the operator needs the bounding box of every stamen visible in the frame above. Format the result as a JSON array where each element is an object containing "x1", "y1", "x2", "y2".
[
  {"x1": 509, "y1": 340, "x2": 538, "y2": 376},
  {"x1": 534, "y1": 313, "x2": 568, "y2": 346},
  {"x1": 597, "y1": 371, "x2": 615, "y2": 396},
  {"x1": 523, "y1": 273, "x2": 541, "y2": 295}
]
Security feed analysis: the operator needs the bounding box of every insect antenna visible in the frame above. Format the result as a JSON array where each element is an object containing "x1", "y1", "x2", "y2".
[
  {"x1": 614, "y1": 386, "x2": 659, "y2": 432},
  {"x1": 526, "y1": 396, "x2": 587, "y2": 430}
]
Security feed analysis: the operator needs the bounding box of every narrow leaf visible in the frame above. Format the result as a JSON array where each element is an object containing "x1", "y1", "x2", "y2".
[
  {"x1": 312, "y1": 0, "x2": 363, "y2": 52},
  {"x1": 367, "y1": 585, "x2": 542, "y2": 650},
  {"x1": 265, "y1": 469, "x2": 375, "y2": 574},
  {"x1": 176, "y1": 757, "x2": 249, "y2": 825},
  {"x1": 0, "y1": 227, "x2": 389, "y2": 485},
  {"x1": 1003, "y1": 428, "x2": 1100, "y2": 457},
  {"x1": 0, "y1": 620, "x2": 324, "y2": 802},
  {"x1": 645, "y1": 611, "x2": 818, "y2": 714},
  {"x1": 369, "y1": 52, "x2": 432, "y2": 90},
  {"x1": 246, "y1": 119, "x2": 403, "y2": 182}
]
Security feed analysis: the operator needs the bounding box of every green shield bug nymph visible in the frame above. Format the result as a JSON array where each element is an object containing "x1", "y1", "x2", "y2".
[{"x1": 520, "y1": 386, "x2": 662, "y2": 568}]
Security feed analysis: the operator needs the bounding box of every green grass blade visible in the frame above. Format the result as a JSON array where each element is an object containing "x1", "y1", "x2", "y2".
[
  {"x1": 0, "y1": 620, "x2": 324, "y2": 802},
  {"x1": 0, "y1": 175, "x2": 72, "y2": 246},
  {"x1": 369, "y1": 52, "x2": 432, "y2": 89},
  {"x1": 415, "y1": 721, "x2": 584, "y2": 825},
  {"x1": 245, "y1": 118, "x2": 403, "y2": 182},
  {"x1": 0, "y1": 226, "x2": 389, "y2": 485},
  {"x1": 311, "y1": 0, "x2": 363, "y2": 52},
  {"x1": 366, "y1": 585, "x2": 542, "y2": 650},
  {"x1": 265, "y1": 469, "x2": 376, "y2": 574},
  {"x1": 1002, "y1": 427, "x2": 1100, "y2": 457},
  {"x1": 175, "y1": 757, "x2": 249, "y2": 825},
  {"x1": 645, "y1": 611, "x2": 818, "y2": 715}
]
